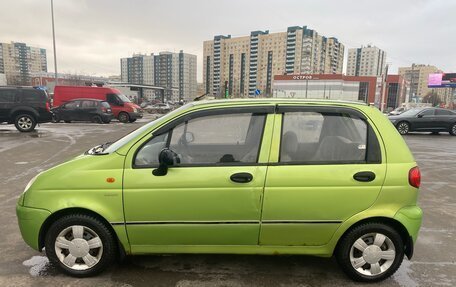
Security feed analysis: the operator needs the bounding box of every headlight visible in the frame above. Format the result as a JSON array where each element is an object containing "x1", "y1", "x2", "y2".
[
  {"x1": 23, "y1": 174, "x2": 39, "y2": 194},
  {"x1": 133, "y1": 108, "x2": 137, "y2": 113}
]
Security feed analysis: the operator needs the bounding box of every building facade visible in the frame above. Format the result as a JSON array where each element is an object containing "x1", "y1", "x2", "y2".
[
  {"x1": 382, "y1": 75, "x2": 409, "y2": 110},
  {"x1": 346, "y1": 45, "x2": 386, "y2": 77},
  {"x1": 121, "y1": 51, "x2": 197, "y2": 102},
  {"x1": 272, "y1": 74, "x2": 377, "y2": 104},
  {"x1": 203, "y1": 26, "x2": 345, "y2": 98},
  {"x1": 398, "y1": 64, "x2": 442, "y2": 99},
  {"x1": 0, "y1": 42, "x2": 47, "y2": 86}
]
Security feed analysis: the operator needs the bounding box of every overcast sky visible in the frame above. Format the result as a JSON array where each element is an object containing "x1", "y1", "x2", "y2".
[{"x1": 1, "y1": 0, "x2": 454, "y2": 82}]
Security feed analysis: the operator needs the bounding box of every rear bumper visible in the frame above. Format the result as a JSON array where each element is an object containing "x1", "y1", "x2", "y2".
[
  {"x1": 37, "y1": 112, "x2": 53, "y2": 123},
  {"x1": 16, "y1": 204, "x2": 51, "y2": 251},
  {"x1": 394, "y1": 205, "x2": 423, "y2": 244}
]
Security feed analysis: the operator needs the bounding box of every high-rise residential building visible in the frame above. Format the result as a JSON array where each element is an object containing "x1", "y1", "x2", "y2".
[
  {"x1": 0, "y1": 42, "x2": 47, "y2": 86},
  {"x1": 346, "y1": 45, "x2": 386, "y2": 77},
  {"x1": 203, "y1": 26, "x2": 345, "y2": 98},
  {"x1": 398, "y1": 64, "x2": 442, "y2": 98},
  {"x1": 121, "y1": 51, "x2": 197, "y2": 102}
]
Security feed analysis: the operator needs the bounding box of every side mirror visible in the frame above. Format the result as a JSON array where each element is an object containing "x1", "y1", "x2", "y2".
[
  {"x1": 417, "y1": 114, "x2": 423, "y2": 118},
  {"x1": 117, "y1": 101, "x2": 124, "y2": 106},
  {"x1": 152, "y1": 148, "x2": 179, "y2": 176}
]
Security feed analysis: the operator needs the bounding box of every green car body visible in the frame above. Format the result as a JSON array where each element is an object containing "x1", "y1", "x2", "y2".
[{"x1": 16, "y1": 99, "x2": 422, "y2": 280}]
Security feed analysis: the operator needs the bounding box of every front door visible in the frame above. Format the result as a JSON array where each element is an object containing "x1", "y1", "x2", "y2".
[
  {"x1": 413, "y1": 108, "x2": 435, "y2": 130},
  {"x1": 260, "y1": 106, "x2": 386, "y2": 246},
  {"x1": 123, "y1": 107, "x2": 274, "y2": 250}
]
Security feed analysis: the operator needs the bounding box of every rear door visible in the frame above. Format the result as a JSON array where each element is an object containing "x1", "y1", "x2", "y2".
[
  {"x1": 80, "y1": 100, "x2": 98, "y2": 121},
  {"x1": 434, "y1": 109, "x2": 456, "y2": 130},
  {"x1": 260, "y1": 105, "x2": 386, "y2": 246}
]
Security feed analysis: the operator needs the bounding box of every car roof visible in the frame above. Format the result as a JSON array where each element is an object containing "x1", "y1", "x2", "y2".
[
  {"x1": 190, "y1": 98, "x2": 368, "y2": 108},
  {"x1": 67, "y1": 98, "x2": 105, "y2": 102}
]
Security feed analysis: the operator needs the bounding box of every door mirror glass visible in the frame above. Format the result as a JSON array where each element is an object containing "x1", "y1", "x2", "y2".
[
  {"x1": 152, "y1": 148, "x2": 180, "y2": 176},
  {"x1": 417, "y1": 114, "x2": 423, "y2": 118}
]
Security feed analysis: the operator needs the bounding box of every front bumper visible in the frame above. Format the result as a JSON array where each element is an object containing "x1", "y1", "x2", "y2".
[
  {"x1": 129, "y1": 111, "x2": 143, "y2": 120},
  {"x1": 16, "y1": 204, "x2": 51, "y2": 251}
]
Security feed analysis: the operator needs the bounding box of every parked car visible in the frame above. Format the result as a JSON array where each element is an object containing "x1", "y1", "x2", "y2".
[
  {"x1": 17, "y1": 99, "x2": 422, "y2": 282},
  {"x1": 389, "y1": 107, "x2": 456, "y2": 135},
  {"x1": 0, "y1": 86, "x2": 52, "y2": 132},
  {"x1": 53, "y1": 86, "x2": 142, "y2": 123},
  {"x1": 52, "y1": 99, "x2": 113, "y2": 124},
  {"x1": 388, "y1": 106, "x2": 406, "y2": 116},
  {"x1": 145, "y1": 103, "x2": 171, "y2": 114}
]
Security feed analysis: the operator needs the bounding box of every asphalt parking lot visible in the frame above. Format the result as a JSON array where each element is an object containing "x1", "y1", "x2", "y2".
[{"x1": 0, "y1": 118, "x2": 455, "y2": 287}]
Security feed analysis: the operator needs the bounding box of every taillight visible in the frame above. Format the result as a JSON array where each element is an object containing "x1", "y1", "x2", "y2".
[
  {"x1": 409, "y1": 166, "x2": 421, "y2": 188},
  {"x1": 46, "y1": 102, "x2": 51, "y2": 112}
]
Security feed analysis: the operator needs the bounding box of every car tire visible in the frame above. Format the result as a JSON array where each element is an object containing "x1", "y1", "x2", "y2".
[
  {"x1": 44, "y1": 214, "x2": 116, "y2": 277},
  {"x1": 118, "y1": 112, "x2": 129, "y2": 123},
  {"x1": 52, "y1": 114, "x2": 61, "y2": 123},
  {"x1": 128, "y1": 118, "x2": 137, "y2": 123},
  {"x1": 14, "y1": 114, "x2": 37, "y2": 132},
  {"x1": 396, "y1": 121, "x2": 410, "y2": 135},
  {"x1": 450, "y1": 123, "x2": 456, "y2": 136},
  {"x1": 64, "y1": 120, "x2": 71, "y2": 123},
  {"x1": 102, "y1": 119, "x2": 111, "y2": 124},
  {"x1": 92, "y1": 115, "x2": 103, "y2": 124},
  {"x1": 335, "y1": 223, "x2": 404, "y2": 282}
]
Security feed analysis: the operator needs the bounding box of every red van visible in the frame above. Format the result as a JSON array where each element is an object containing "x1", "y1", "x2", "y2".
[{"x1": 53, "y1": 86, "x2": 142, "y2": 123}]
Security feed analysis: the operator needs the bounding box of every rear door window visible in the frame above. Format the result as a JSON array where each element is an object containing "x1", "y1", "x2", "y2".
[
  {"x1": 435, "y1": 109, "x2": 454, "y2": 116},
  {"x1": 279, "y1": 108, "x2": 378, "y2": 164}
]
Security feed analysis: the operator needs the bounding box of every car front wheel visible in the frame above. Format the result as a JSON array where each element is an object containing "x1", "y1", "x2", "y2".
[
  {"x1": 335, "y1": 223, "x2": 404, "y2": 282},
  {"x1": 396, "y1": 121, "x2": 410, "y2": 135},
  {"x1": 44, "y1": 214, "x2": 116, "y2": 277},
  {"x1": 118, "y1": 112, "x2": 129, "y2": 123}
]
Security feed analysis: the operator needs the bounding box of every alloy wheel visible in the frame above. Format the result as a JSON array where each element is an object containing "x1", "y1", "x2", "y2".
[
  {"x1": 54, "y1": 225, "x2": 103, "y2": 271},
  {"x1": 397, "y1": 122, "x2": 409, "y2": 135},
  {"x1": 349, "y1": 233, "x2": 396, "y2": 277},
  {"x1": 18, "y1": 116, "x2": 33, "y2": 130}
]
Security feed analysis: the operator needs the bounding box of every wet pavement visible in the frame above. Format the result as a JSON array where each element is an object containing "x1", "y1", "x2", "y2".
[{"x1": 0, "y1": 118, "x2": 455, "y2": 287}]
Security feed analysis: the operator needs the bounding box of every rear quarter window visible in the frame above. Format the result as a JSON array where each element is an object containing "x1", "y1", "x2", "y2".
[{"x1": 20, "y1": 90, "x2": 46, "y2": 103}]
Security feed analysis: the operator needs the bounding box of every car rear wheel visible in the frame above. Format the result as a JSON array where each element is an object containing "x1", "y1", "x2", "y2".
[
  {"x1": 92, "y1": 115, "x2": 103, "y2": 124},
  {"x1": 396, "y1": 121, "x2": 410, "y2": 135},
  {"x1": 14, "y1": 114, "x2": 36, "y2": 132},
  {"x1": 450, "y1": 123, "x2": 456, "y2": 136},
  {"x1": 336, "y1": 223, "x2": 404, "y2": 282},
  {"x1": 118, "y1": 112, "x2": 129, "y2": 123},
  {"x1": 44, "y1": 214, "x2": 116, "y2": 277}
]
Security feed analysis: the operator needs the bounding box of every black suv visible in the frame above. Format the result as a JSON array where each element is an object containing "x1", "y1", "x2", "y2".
[
  {"x1": 52, "y1": 99, "x2": 113, "y2": 124},
  {"x1": 0, "y1": 87, "x2": 52, "y2": 132}
]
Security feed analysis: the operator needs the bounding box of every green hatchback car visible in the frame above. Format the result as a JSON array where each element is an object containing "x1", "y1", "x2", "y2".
[{"x1": 17, "y1": 99, "x2": 422, "y2": 282}]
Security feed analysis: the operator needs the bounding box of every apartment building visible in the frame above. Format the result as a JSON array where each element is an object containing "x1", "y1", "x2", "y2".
[
  {"x1": 203, "y1": 26, "x2": 345, "y2": 98},
  {"x1": 121, "y1": 51, "x2": 197, "y2": 102},
  {"x1": 346, "y1": 45, "x2": 386, "y2": 77},
  {"x1": 398, "y1": 64, "x2": 442, "y2": 98},
  {"x1": 0, "y1": 42, "x2": 47, "y2": 86}
]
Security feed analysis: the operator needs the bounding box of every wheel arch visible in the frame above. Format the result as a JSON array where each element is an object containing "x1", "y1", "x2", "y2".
[
  {"x1": 334, "y1": 216, "x2": 413, "y2": 259},
  {"x1": 10, "y1": 107, "x2": 39, "y2": 119},
  {"x1": 38, "y1": 207, "x2": 126, "y2": 260}
]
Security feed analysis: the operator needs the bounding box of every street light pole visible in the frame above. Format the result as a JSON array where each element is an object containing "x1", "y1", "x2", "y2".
[{"x1": 51, "y1": 0, "x2": 58, "y2": 85}]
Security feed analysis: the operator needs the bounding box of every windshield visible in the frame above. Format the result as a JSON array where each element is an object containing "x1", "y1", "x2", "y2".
[
  {"x1": 102, "y1": 104, "x2": 191, "y2": 154},
  {"x1": 397, "y1": 108, "x2": 423, "y2": 117},
  {"x1": 117, "y1": 94, "x2": 131, "y2": 103}
]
